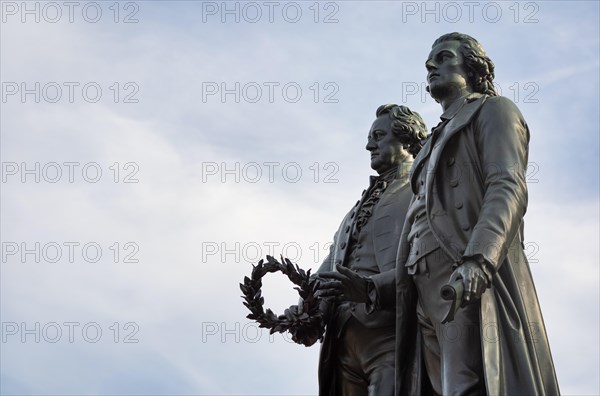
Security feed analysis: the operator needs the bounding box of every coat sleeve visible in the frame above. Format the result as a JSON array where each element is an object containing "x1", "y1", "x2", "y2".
[
  {"x1": 368, "y1": 269, "x2": 396, "y2": 310},
  {"x1": 466, "y1": 96, "x2": 529, "y2": 271},
  {"x1": 306, "y1": 231, "x2": 337, "y2": 322},
  {"x1": 316, "y1": 231, "x2": 336, "y2": 274}
]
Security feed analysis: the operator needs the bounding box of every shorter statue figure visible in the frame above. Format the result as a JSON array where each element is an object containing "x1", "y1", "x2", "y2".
[{"x1": 299, "y1": 105, "x2": 427, "y2": 396}]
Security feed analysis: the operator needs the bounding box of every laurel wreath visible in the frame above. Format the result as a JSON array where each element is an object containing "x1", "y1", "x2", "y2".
[{"x1": 239, "y1": 255, "x2": 325, "y2": 341}]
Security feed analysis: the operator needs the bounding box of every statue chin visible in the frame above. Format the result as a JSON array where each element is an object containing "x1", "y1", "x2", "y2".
[
  {"x1": 427, "y1": 84, "x2": 448, "y2": 102},
  {"x1": 428, "y1": 83, "x2": 468, "y2": 103}
]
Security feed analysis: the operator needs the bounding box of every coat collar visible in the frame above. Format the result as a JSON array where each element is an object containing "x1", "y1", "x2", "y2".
[
  {"x1": 368, "y1": 161, "x2": 412, "y2": 188},
  {"x1": 409, "y1": 93, "x2": 487, "y2": 192},
  {"x1": 439, "y1": 92, "x2": 478, "y2": 121},
  {"x1": 439, "y1": 93, "x2": 486, "y2": 142}
]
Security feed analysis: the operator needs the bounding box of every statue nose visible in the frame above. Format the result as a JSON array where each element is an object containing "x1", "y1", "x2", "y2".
[{"x1": 426, "y1": 60, "x2": 437, "y2": 72}]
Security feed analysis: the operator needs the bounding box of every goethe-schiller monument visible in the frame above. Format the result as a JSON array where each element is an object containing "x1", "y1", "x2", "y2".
[{"x1": 241, "y1": 32, "x2": 560, "y2": 396}]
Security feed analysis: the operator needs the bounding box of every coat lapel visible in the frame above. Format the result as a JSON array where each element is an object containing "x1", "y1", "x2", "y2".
[
  {"x1": 333, "y1": 173, "x2": 409, "y2": 273},
  {"x1": 410, "y1": 137, "x2": 433, "y2": 192},
  {"x1": 425, "y1": 95, "x2": 487, "y2": 204},
  {"x1": 332, "y1": 176, "x2": 377, "y2": 272},
  {"x1": 371, "y1": 177, "x2": 410, "y2": 272}
]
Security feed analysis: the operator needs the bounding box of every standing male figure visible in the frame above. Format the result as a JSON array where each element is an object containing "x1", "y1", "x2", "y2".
[
  {"x1": 392, "y1": 32, "x2": 560, "y2": 395},
  {"x1": 296, "y1": 104, "x2": 427, "y2": 396}
]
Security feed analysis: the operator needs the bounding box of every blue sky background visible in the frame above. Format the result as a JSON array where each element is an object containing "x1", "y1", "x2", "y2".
[{"x1": 1, "y1": 1, "x2": 598, "y2": 395}]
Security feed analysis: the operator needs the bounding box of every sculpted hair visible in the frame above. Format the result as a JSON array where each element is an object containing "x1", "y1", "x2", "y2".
[
  {"x1": 433, "y1": 32, "x2": 498, "y2": 96},
  {"x1": 376, "y1": 104, "x2": 428, "y2": 157}
]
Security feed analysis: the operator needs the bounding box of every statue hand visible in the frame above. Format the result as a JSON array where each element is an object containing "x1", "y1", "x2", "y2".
[
  {"x1": 291, "y1": 325, "x2": 322, "y2": 347},
  {"x1": 280, "y1": 303, "x2": 325, "y2": 347},
  {"x1": 449, "y1": 260, "x2": 488, "y2": 307},
  {"x1": 316, "y1": 264, "x2": 370, "y2": 303}
]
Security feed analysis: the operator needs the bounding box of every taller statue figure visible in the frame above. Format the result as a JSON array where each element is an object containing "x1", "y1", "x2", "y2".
[{"x1": 388, "y1": 32, "x2": 560, "y2": 395}]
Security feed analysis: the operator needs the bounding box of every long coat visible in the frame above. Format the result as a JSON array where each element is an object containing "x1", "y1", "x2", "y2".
[
  {"x1": 393, "y1": 93, "x2": 560, "y2": 395},
  {"x1": 316, "y1": 172, "x2": 414, "y2": 396}
]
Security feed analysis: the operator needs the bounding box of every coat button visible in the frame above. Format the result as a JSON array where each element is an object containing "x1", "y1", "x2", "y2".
[
  {"x1": 345, "y1": 226, "x2": 350, "y2": 233},
  {"x1": 447, "y1": 157, "x2": 455, "y2": 166},
  {"x1": 450, "y1": 180, "x2": 459, "y2": 187},
  {"x1": 340, "y1": 242, "x2": 347, "y2": 249},
  {"x1": 420, "y1": 180, "x2": 424, "y2": 186},
  {"x1": 355, "y1": 200, "x2": 360, "y2": 207},
  {"x1": 350, "y1": 212, "x2": 355, "y2": 219},
  {"x1": 361, "y1": 190, "x2": 366, "y2": 196},
  {"x1": 455, "y1": 201, "x2": 463, "y2": 209}
]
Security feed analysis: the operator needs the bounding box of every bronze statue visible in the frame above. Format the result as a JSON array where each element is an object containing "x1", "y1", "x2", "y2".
[
  {"x1": 243, "y1": 32, "x2": 560, "y2": 396},
  {"x1": 381, "y1": 32, "x2": 559, "y2": 395},
  {"x1": 299, "y1": 105, "x2": 427, "y2": 396}
]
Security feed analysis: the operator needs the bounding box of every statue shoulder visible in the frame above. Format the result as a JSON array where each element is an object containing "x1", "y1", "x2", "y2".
[{"x1": 478, "y1": 95, "x2": 525, "y2": 119}]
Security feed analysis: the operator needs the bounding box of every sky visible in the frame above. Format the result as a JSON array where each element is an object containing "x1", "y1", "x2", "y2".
[{"x1": 1, "y1": 0, "x2": 598, "y2": 395}]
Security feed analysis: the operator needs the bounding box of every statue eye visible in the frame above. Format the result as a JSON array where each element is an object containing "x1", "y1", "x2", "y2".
[{"x1": 438, "y1": 53, "x2": 452, "y2": 63}]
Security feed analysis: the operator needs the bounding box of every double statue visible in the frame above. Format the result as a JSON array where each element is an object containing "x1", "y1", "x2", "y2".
[{"x1": 249, "y1": 33, "x2": 561, "y2": 396}]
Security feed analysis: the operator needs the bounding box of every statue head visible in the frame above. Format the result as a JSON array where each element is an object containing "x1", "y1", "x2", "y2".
[
  {"x1": 426, "y1": 32, "x2": 497, "y2": 100},
  {"x1": 366, "y1": 104, "x2": 428, "y2": 174}
]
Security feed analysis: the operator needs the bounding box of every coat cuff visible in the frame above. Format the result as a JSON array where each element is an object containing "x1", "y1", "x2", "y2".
[
  {"x1": 364, "y1": 278, "x2": 377, "y2": 314},
  {"x1": 465, "y1": 227, "x2": 509, "y2": 269},
  {"x1": 366, "y1": 271, "x2": 396, "y2": 312},
  {"x1": 462, "y1": 254, "x2": 494, "y2": 285}
]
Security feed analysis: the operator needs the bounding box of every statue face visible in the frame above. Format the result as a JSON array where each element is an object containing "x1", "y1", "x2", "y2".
[
  {"x1": 426, "y1": 40, "x2": 471, "y2": 100},
  {"x1": 366, "y1": 115, "x2": 410, "y2": 175}
]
